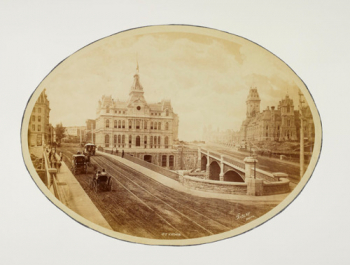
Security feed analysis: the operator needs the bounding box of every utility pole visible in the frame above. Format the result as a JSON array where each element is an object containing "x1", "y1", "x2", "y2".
[
  {"x1": 299, "y1": 90, "x2": 305, "y2": 178},
  {"x1": 91, "y1": 122, "x2": 94, "y2": 144}
]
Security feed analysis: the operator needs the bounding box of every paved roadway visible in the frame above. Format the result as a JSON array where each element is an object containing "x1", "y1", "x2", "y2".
[{"x1": 59, "y1": 145, "x2": 275, "y2": 240}]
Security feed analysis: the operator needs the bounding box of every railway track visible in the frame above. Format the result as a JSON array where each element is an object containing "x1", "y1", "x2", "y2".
[{"x1": 58, "y1": 146, "x2": 274, "y2": 239}]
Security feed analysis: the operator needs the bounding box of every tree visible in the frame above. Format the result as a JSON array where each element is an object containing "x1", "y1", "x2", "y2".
[{"x1": 55, "y1": 123, "x2": 66, "y2": 144}]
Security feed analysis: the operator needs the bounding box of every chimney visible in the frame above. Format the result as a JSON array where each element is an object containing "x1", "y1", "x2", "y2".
[{"x1": 271, "y1": 106, "x2": 275, "y2": 111}]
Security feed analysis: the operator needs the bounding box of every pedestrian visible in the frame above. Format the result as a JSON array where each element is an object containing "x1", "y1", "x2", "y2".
[
  {"x1": 57, "y1": 152, "x2": 63, "y2": 173},
  {"x1": 49, "y1": 148, "x2": 57, "y2": 169},
  {"x1": 122, "y1": 149, "x2": 124, "y2": 158}
]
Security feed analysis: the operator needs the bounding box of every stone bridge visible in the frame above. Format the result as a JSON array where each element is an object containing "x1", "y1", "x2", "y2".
[{"x1": 196, "y1": 148, "x2": 281, "y2": 183}]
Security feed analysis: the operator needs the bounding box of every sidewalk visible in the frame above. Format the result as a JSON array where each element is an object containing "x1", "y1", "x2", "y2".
[
  {"x1": 98, "y1": 151, "x2": 290, "y2": 205},
  {"x1": 50, "y1": 157, "x2": 112, "y2": 230}
]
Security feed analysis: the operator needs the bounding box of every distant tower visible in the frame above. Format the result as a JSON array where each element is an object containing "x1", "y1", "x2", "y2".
[{"x1": 246, "y1": 87, "x2": 261, "y2": 118}]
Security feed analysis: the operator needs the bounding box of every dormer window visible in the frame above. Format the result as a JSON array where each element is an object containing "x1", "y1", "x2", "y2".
[
  {"x1": 166, "y1": 109, "x2": 169, "y2": 116},
  {"x1": 137, "y1": 106, "x2": 141, "y2": 111},
  {"x1": 106, "y1": 106, "x2": 110, "y2": 113}
]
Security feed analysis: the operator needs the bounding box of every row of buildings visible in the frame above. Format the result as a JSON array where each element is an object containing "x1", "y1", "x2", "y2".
[{"x1": 203, "y1": 87, "x2": 315, "y2": 148}]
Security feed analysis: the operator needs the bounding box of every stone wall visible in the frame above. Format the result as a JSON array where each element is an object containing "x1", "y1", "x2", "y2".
[
  {"x1": 263, "y1": 178, "x2": 290, "y2": 195},
  {"x1": 124, "y1": 154, "x2": 180, "y2": 182},
  {"x1": 182, "y1": 176, "x2": 247, "y2": 195}
]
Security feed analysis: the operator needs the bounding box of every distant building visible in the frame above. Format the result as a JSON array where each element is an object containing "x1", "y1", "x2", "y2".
[
  {"x1": 63, "y1": 126, "x2": 86, "y2": 143},
  {"x1": 94, "y1": 64, "x2": 186, "y2": 169},
  {"x1": 28, "y1": 89, "x2": 51, "y2": 146},
  {"x1": 203, "y1": 87, "x2": 315, "y2": 147},
  {"x1": 85, "y1": 119, "x2": 96, "y2": 143},
  {"x1": 238, "y1": 87, "x2": 314, "y2": 143}
]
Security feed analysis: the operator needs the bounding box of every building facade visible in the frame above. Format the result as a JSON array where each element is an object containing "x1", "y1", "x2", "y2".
[
  {"x1": 28, "y1": 89, "x2": 52, "y2": 146},
  {"x1": 203, "y1": 87, "x2": 315, "y2": 148},
  {"x1": 94, "y1": 66, "x2": 181, "y2": 169},
  {"x1": 239, "y1": 87, "x2": 314, "y2": 143}
]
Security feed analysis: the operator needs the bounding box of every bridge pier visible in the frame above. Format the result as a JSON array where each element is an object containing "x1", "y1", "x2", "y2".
[
  {"x1": 205, "y1": 150, "x2": 210, "y2": 180},
  {"x1": 197, "y1": 147, "x2": 201, "y2": 171},
  {"x1": 219, "y1": 155, "x2": 224, "y2": 181},
  {"x1": 244, "y1": 156, "x2": 263, "y2": 195},
  {"x1": 243, "y1": 156, "x2": 258, "y2": 182}
]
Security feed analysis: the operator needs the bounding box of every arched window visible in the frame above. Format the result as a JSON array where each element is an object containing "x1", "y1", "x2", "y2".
[
  {"x1": 154, "y1": 136, "x2": 157, "y2": 146},
  {"x1": 151, "y1": 122, "x2": 153, "y2": 130},
  {"x1": 106, "y1": 120, "x2": 109, "y2": 128},
  {"x1": 38, "y1": 125, "x2": 41, "y2": 131},
  {"x1": 144, "y1": 121, "x2": 147, "y2": 129},
  {"x1": 169, "y1": 155, "x2": 174, "y2": 168},
  {"x1": 158, "y1": 136, "x2": 161, "y2": 148},
  {"x1": 118, "y1": 135, "x2": 121, "y2": 144},
  {"x1": 114, "y1": 135, "x2": 117, "y2": 146},
  {"x1": 114, "y1": 120, "x2": 117, "y2": 128},
  {"x1": 158, "y1": 122, "x2": 161, "y2": 130},
  {"x1": 122, "y1": 120, "x2": 125, "y2": 129},
  {"x1": 144, "y1": 136, "x2": 147, "y2": 148},
  {"x1": 122, "y1": 135, "x2": 125, "y2": 145},
  {"x1": 38, "y1": 116, "x2": 41, "y2": 122},
  {"x1": 136, "y1": 136, "x2": 140, "y2": 146},
  {"x1": 165, "y1": 122, "x2": 169, "y2": 130},
  {"x1": 150, "y1": 136, "x2": 153, "y2": 148},
  {"x1": 162, "y1": 155, "x2": 167, "y2": 167},
  {"x1": 118, "y1": 120, "x2": 121, "y2": 129},
  {"x1": 154, "y1": 122, "x2": 157, "y2": 130},
  {"x1": 165, "y1": 136, "x2": 169, "y2": 148},
  {"x1": 32, "y1": 125, "x2": 35, "y2": 131},
  {"x1": 105, "y1": 135, "x2": 109, "y2": 147},
  {"x1": 136, "y1": 120, "x2": 140, "y2": 129}
]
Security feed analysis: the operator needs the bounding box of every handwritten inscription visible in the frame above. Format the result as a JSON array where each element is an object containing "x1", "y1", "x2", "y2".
[
  {"x1": 162, "y1": 233, "x2": 181, "y2": 237},
  {"x1": 236, "y1": 212, "x2": 255, "y2": 221}
]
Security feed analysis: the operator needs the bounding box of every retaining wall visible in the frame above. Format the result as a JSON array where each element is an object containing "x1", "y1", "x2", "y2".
[
  {"x1": 182, "y1": 175, "x2": 290, "y2": 196},
  {"x1": 263, "y1": 178, "x2": 290, "y2": 195},
  {"x1": 123, "y1": 154, "x2": 180, "y2": 182}
]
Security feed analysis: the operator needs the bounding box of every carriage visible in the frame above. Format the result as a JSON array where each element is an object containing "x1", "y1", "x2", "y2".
[
  {"x1": 71, "y1": 153, "x2": 88, "y2": 175},
  {"x1": 83, "y1": 143, "x2": 96, "y2": 156},
  {"x1": 90, "y1": 171, "x2": 112, "y2": 193}
]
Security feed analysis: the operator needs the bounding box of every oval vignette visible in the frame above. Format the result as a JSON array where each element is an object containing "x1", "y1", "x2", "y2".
[{"x1": 21, "y1": 25, "x2": 322, "y2": 246}]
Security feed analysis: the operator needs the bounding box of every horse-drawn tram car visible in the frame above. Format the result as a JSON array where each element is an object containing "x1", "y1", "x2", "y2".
[
  {"x1": 71, "y1": 152, "x2": 88, "y2": 175},
  {"x1": 83, "y1": 143, "x2": 96, "y2": 156}
]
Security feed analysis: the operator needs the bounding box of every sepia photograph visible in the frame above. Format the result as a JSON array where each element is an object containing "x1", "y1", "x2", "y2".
[{"x1": 21, "y1": 25, "x2": 321, "y2": 245}]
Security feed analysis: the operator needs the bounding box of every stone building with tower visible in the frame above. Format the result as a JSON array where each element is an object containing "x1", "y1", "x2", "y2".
[
  {"x1": 238, "y1": 87, "x2": 314, "y2": 143},
  {"x1": 94, "y1": 65, "x2": 188, "y2": 169},
  {"x1": 203, "y1": 87, "x2": 315, "y2": 147},
  {"x1": 28, "y1": 89, "x2": 52, "y2": 146}
]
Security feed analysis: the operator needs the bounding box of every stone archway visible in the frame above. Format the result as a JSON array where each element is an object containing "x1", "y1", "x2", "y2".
[
  {"x1": 209, "y1": 161, "x2": 220, "y2": 181},
  {"x1": 144, "y1": 155, "x2": 152, "y2": 163},
  {"x1": 201, "y1": 156, "x2": 207, "y2": 171},
  {"x1": 223, "y1": 170, "x2": 244, "y2": 182}
]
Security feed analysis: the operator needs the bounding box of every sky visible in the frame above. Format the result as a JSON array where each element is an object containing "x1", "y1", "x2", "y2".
[{"x1": 36, "y1": 28, "x2": 307, "y2": 141}]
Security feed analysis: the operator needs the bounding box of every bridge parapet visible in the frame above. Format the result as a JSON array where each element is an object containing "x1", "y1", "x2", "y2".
[
  {"x1": 223, "y1": 156, "x2": 245, "y2": 170},
  {"x1": 200, "y1": 148, "x2": 284, "y2": 183}
]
